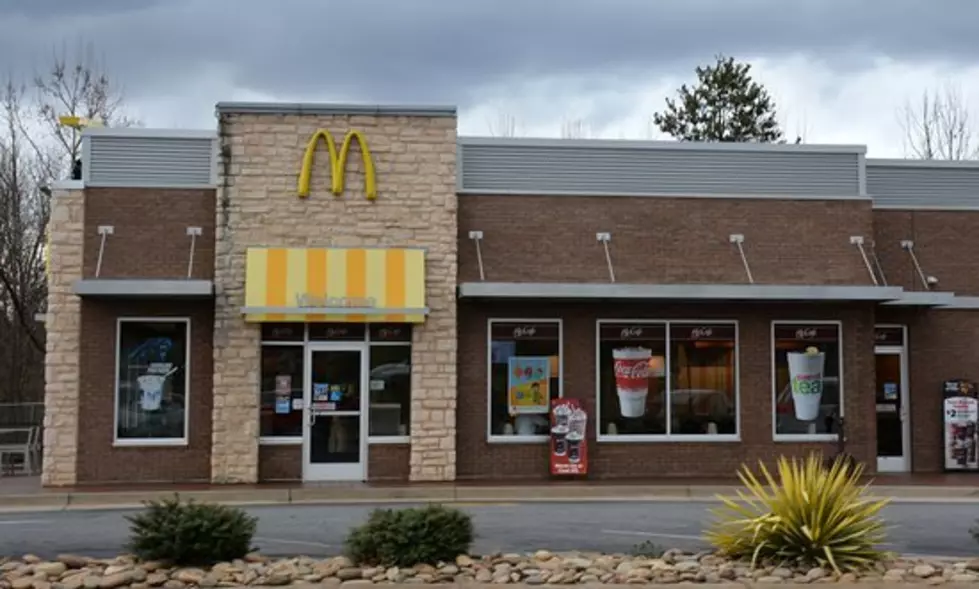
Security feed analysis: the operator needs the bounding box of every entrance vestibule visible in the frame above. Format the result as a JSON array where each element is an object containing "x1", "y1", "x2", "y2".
[
  {"x1": 259, "y1": 322, "x2": 413, "y2": 482},
  {"x1": 875, "y1": 325, "x2": 910, "y2": 473}
]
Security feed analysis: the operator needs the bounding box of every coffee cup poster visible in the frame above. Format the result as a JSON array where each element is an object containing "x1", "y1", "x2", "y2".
[{"x1": 507, "y1": 356, "x2": 551, "y2": 414}]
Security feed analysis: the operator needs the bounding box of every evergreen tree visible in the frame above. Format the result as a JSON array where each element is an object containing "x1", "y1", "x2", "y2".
[{"x1": 653, "y1": 55, "x2": 783, "y2": 143}]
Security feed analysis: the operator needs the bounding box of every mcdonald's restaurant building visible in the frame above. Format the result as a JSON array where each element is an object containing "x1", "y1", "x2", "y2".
[{"x1": 41, "y1": 101, "x2": 979, "y2": 487}]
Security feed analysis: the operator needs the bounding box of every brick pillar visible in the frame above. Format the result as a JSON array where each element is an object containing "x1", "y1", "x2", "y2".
[
  {"x1": 409, "y1": 242, "x2": 458, "y2": 482},
  {"x1": 42, "y1": 188, "x2": 84, "y2": 486}
]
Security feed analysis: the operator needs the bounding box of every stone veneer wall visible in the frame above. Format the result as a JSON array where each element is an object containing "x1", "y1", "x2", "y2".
[
  {"x1": 211, "y1": 109, "x2": 458, "y2": 483},
  {"x1": 42, "y1": 188, "x2": 85, "y2": 486}
]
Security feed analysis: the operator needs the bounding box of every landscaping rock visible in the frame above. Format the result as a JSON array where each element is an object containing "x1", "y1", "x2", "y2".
[
  {"x1": 10, "y1": 578, "x2": 34, "y2": 589},
  {"x1": 98, "y1": 573, "x2": 133, "y2": 589},
  {"x1": 57, "y1": 556, "x2": 89, "y2": 570},
  {"x1": 34, "y1": 563, "x2": 66, "y2": 579},
  {"x1": 0, "y1": 550, "x2": 976, "y2": 587},
  {"x1": 335, "y1": 568, "x2": 362, "y2": 582}
]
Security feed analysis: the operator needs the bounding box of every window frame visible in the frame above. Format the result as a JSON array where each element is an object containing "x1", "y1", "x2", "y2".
[
  {"x1": 258, "y1": 323, "x2": 413, "y2": 446},
  {"x1": 486, "y1": 318, "x2": 564, "y2": 443},
  {"x1": 114, "y1": 317, "x2": 191, "y2": 447},
  {"x1": 771, "y1": 319, "x2": 844, "y2": 442},
  {"x1": 595, "y1": 319, "x2": 741, "y2": 443}
]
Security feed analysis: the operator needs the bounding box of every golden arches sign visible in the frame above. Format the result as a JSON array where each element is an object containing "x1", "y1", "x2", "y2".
[{"x1": 297, "y1": 129, "x2": 377, "y2": 200}]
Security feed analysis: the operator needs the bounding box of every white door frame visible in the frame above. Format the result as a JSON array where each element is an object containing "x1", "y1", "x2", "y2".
[
  {"x1": 303, "y1": 342, "x2": 369, "y2": 481},
  {"x1": 875, "y1": 334, "x2": 911, "y2": 473}
]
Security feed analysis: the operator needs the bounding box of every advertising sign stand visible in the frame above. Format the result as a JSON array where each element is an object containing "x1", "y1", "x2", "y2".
[
  {"x1": 943, "y1": 379, "x2": 979, "y2": 472},
  {"x1": 550, "y1": 399, "x2": 588, "y2": 477}
]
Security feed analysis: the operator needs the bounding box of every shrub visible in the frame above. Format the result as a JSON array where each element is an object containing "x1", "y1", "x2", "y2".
[
  {"x1": 126, "y1": 494, "x2": 257, "y2": 565},
  {"x1": 705, "y1": 454, "x2": 889, "y2": 573},
  {"x1": 345, "y1": 504, "x2": 474, "y2": 567},
  {"x1": 631, "y1": 540, "x2": 665, "y2": 558}
]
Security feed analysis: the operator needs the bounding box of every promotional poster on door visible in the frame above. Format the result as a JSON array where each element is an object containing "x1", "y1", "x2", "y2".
[{"x1": 550, "y1": 398, "x2": 588, "y2": 476}]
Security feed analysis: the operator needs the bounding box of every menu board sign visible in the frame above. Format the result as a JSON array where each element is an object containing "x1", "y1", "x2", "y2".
[{"x1": 550, "y1": 398, "x2": 588, "y2": 476}]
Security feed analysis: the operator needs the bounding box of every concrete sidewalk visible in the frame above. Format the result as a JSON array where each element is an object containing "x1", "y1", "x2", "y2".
[{"x1": 2, "y1": 480, "x2": 979, "y2": 512}]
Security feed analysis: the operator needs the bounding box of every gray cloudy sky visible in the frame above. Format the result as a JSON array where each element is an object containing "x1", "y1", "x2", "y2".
[{"x1": 3, "y1": 0, "x2": 978, "y2": 156}]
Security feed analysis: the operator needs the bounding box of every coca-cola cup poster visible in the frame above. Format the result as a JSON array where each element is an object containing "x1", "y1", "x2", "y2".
[
  {"x1": 507, "y1": 357, "x2": 550, "y2": 414},
  {"x1": 551, "y1": 398, "x2": 588, "y2": 476},
  {"x1": 613, "y1": 347, "x2": 651, "y2": 418}
]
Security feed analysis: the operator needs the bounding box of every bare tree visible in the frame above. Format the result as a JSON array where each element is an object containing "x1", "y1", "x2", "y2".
[
  {"x1": 487, "y1": 111, "x2": 520, "y2": 138},
  {"x1": 0, "y1": 44, "x2": 132, "y2": 404},
  {"x1": 0, "y1": 81, "x2": 51, "y2": 404},
  {"x1": 901, "y1": 85, "x2": 979, "y2": 160},
  {"x1": 560, "y1": 118, "x2": 591, "y2": 139}
]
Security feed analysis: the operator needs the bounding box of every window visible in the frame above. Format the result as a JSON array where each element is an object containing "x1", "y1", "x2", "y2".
[
  {"x1": 772, "y1": 322, "x2": 842, "y2": 438},
  {"x1": 368, "y1": 324, "x2": 412, "y2": 438},
  {"x1": 597, "y1": 320, "x2": 738, "y2": 440},
  {"x1": 258, "y1": 323, "x2": 412, "y2": 442},
  {"x1": 260, "y1": 324, "x2": 305, "y2": 440},
  {"x1": 488, "y1": 320, "x2": 562, "y2": 439},
  {"x1": 260, "y1": 346, "x2": 304, "y2": 438},
  {"x1": 669, "y1": 323, "x2": 738, "y2": 436},
  {"x1": 115, "y1": 319, "x2": 189, "y2": 444}
]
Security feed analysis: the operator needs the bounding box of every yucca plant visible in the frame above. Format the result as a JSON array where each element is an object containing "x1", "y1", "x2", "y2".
[{"x1": 705, "y1": 454, "x2": 889, "y2": 573}]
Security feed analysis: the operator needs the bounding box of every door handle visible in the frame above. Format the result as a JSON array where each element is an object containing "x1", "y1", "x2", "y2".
[{"x1": 308, "y1": 409, "x2": 317, "y2": 426}]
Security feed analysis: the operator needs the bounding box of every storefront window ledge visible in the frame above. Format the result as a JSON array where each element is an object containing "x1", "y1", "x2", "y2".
[
  {"x1": 488, "y1": 435, "x2": 549, "y2": 444},
  {"x1": 259, "y1": 437, "x2": 302, "y2": 446},
  {"x1": 597, "y1": 434, "x2": 741, "y2": 443},
  {"x1": 113, "y1": 438, "x2": 188, "y2": 447},
  {"x1": 368, "y1": 436, "x2": 410, "y2": 445},
  {"x1": 774, "y1": 434, "x2": 839, "y2": 443}
]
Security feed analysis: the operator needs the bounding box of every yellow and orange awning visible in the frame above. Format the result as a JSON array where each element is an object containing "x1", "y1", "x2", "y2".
[{"x1": 243, "y1": 247, "x2": 427, "y2": 323}]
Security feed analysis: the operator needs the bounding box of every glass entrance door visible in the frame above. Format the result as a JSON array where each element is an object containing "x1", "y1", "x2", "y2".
[
  {"x1": 875, "y1": 347, "x2": 910, "y2": 472},
  {"x1": 303, "y1": 344, "x2": 367, "y2": 481}
]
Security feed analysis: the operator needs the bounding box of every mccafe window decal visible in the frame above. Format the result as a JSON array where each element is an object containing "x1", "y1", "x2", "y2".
[{"x1": 596, "y1": 321, "x2": 738, "y2": 439}]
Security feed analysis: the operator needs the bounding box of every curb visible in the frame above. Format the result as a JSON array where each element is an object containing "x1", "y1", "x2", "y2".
[
  {"x1": 242, "y1": 585, "x2": 979, "y2": 589},
  {"x1": 3, "y1": 484, "x2": 979, "y2": 513}
]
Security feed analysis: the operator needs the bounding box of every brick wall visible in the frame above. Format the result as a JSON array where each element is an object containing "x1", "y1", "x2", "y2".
[
  {"x1": 459, "y1": 195, "x2": 875, "y2": 285},
  {"x1": 368, "y1": 444, "x2": 411, "y2": 481},
  {"x1": 82, "y1": 188, "x2": 215, "y2": 280},
  {"x1": 456, "y1": 301, "x2": 877, "y2": 480},
  {"x1": 258, "y1": 446, "x2": 302, "y2": 481},
  {"x1": 76, "y1": 299, "x2": 214, "y2": 483},
  {"x1": 874, "y1": 210, "x2": 979, "y2": 296}
]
